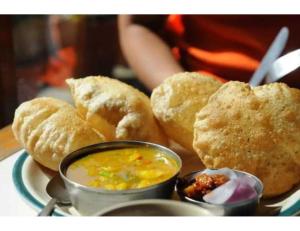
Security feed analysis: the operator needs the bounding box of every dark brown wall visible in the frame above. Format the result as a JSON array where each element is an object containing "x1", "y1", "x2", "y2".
[{"x1": 0, "y1": 16, "x2": 17, "y2": 127}]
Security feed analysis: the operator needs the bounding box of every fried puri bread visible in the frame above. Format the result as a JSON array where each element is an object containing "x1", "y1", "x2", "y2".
[
  {"x1": 66, "y1": 76, "x2": 168, "y2": 145},
  {"x1": 193, "y1": 81, "x2": 300, "y2": 197},
  {"x1": 151, "y1": 72, "x2": 221, "y2": 152},
  {"x1": 12, "y1": 97, "x2": 105, "y2": 171}
]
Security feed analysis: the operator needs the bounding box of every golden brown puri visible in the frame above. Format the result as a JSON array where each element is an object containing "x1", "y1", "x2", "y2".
[
  {"x1": 193, "y1": 81, "x2": 300, "y2": 197},
  {"x1": 151, "y1": 72, "x2": 221, "y2": 152},
  {"x1": 66, "y1": 76, "x2": 168, "y2": 145},
  {"x1": 12, "y1": 97, "x2": 105, "y2": 171}
]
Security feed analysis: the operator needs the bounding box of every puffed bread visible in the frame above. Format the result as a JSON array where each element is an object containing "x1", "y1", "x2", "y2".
[
  {"x1": 151, "y1": 72, "x2": 221, "y2": 152},
  {"x1": 193, "y1": 81, "x2": 300, "y2": 197},
  {"x1": 12, "y1": 97, "x2": 105, "y2": 171},
  {"x1": 66, "y1": 76, "x2": 168, "y2": 145}
]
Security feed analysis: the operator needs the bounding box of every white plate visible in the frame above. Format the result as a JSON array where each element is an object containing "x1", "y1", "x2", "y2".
[{"x1": 12, "y1": 150, "x2": 300, "y2": 216}]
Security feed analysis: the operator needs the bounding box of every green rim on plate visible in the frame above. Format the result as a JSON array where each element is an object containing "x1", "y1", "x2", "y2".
[
  {"x1": 12, "y1": 150, "x2": 300, "y2": 216},
  {"x1": 12, "y1": 151, "x2": 64, "y2": 216}
]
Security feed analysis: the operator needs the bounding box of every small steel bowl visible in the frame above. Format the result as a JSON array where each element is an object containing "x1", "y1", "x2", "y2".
[
  {"x1": 94, "y1": 199, "x2": 213, "y2": 216},
  {"x1": 176, "y1": 169, "x2": 263, "y2": 216},
  {"x1": 59, "y1": 141, "x2": 182, "y2": 215}
]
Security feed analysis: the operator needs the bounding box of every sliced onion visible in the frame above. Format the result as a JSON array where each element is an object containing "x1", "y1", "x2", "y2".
[
  {"x1": 203, "y1": 179, "x2": 238, "y2": 204},
  {"x1": 203, "y1": 178, "x2": 258, "y2": 205},
  {"x1": 238, "y1": 175, "x2": 257, "y2": 188},
  {"x1": 227, "y1": 178, "x2": 257, "y2": 203}
]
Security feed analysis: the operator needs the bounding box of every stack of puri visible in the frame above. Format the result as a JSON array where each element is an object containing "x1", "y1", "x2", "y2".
[
  {"x1": 151, "y1": 72, "x2": 300, "y2": 197},
  {"x1": 12, "y1": 76, "x2": 167, "y2": 171}
]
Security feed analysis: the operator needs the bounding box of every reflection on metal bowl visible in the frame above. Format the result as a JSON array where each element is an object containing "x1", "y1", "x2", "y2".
[
  {"x1": 95, "y1": 199, "x2": 213, "y2": 216},
  {"x1": 59, "y1": 141, "x2": 182, "y2": 215}
]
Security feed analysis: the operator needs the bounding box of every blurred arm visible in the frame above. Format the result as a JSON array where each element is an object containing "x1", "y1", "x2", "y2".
[{"x1": 118, "y1": 15, "x2": 184, "y2": 90}]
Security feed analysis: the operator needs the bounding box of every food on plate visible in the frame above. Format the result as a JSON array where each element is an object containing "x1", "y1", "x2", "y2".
[
  {"x1": 66, "y1": 76, "x2": 168, "y2": 145},
  {"x1": 182, "y1": 168, "x2": 258, "y2": 204},
  {"x1": 60, "y1": 141, "x2": 182, "y2": 215},
  {"x1": 66, "y1": 146, "x2": 179, "y2": 190},
  {"x1": 184, "y1": 173, "x2": 229, "y2": 200},
  {"x1": 193, "y1": 81, "x2": 300, "y2": 197},
  {"x1": 12, "y1": 97, "x2": 105, "y2": 171},
  {"x1": 151, "y1": 72, "x2": 221, "y2": 152}
]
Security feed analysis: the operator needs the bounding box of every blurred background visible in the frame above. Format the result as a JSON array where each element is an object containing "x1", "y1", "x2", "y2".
[
  {"x1": 0, "y1": 15, "x2": 147, "y2": 128},
  {"x1": 1, "y1": 15, "x2": 300, "y2": 128}
]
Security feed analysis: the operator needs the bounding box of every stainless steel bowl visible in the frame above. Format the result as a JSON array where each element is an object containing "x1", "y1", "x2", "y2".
[
  {"x1": 176, "y1": 169, "x2": 263, "y2": 216},
  {"x1": 94, "y1": 199, "x2": 213, "y2": 216},
  {"x1": 59, "y1": 141, "x2": 182, "y2": 215}
]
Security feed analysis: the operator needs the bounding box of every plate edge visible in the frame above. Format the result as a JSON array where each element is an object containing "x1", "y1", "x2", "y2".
[{"x1": 12, "y1": 151, "x2": 64, "y2": 217}]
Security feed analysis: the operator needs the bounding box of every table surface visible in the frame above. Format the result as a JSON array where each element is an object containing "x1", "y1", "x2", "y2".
[
  {"x1": 0, "y1": 125, "x2": 34, "y2": 215},
  {"x1": 0, "y1": 125, "x2": 22, "y2": 161},
  {"x1": 0, "y1": 150, "x2": 37, "y2": 216}
]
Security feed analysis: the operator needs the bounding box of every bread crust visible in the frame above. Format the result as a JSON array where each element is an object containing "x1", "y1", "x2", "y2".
[
  {"x1": 67, "y1": 76, "x2": 167, "y2": 145},
  {"x1": 151, "y1": 72, "x2": 221, "y2": 152},
  {"x1": 12, "y1": 97, "x2": 105, "y2": 171},
  {"x1": 193, "y1": 81, "x2": 300, "y2": 197}
]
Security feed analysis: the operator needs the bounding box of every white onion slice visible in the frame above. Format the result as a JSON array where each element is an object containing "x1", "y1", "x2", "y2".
[{"x1": 203, "y1": 179, "x2": 238, "y2": 204}]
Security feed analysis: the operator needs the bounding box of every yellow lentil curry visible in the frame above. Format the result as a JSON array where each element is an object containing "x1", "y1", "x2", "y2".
[{"x1": 66, "y1": 147, "x2": 179, "y2": 190}]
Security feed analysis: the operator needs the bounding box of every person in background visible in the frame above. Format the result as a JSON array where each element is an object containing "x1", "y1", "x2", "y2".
[{"x1": 118, "y1": 15, "x2": 300, "y2": 90}]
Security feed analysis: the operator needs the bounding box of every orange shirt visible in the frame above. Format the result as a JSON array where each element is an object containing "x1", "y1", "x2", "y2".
[{"x1": 165, "y1": 15, "x2": 300, "y2": 82}]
